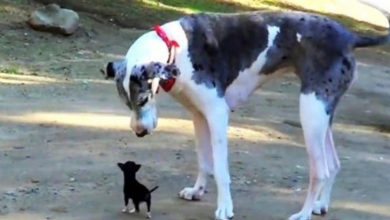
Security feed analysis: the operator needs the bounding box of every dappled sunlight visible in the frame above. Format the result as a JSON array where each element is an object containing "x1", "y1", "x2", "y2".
[
  {"x1": 353, "y1": 152, "x2": 390, "y2": 165},
  {"x1": 357, "y1": 61, "x2": 375, "y2": 67},
  {"x1": 334, "y1": 122, "x2": 390, "y2": 137},
  {"x1": 142, "y1": 0, "x2": 198, "y2": 14},
  {"x1": 233, "y1": 123, "x2": 303, "y2": 147},
  {"x1": 0, "y1": 4, "x2": 26, "y2": 15},
  {"x1": 279, "y1": 195, "x2": 390, "y2": 217},
  {"x1": 0, "y1": 111, "x2": 299, "y2": 145},
  {"x1": 0, "y1": 213, "x2": 59, "y2": 220},
  {"x1": 333, "y1": 200, "x2": 390, "y2": 217},
  {"x1": 0, "y1": 73, "x2": 65, "y2": 85}
]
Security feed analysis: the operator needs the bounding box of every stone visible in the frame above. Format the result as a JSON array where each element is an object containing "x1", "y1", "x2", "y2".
[{"x1": 27, "y1": 4, "x2": 79, "y2": 35}]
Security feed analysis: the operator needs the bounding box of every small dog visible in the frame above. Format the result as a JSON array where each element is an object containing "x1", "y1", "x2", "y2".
[{"x1": 117, "y1": 161, "x2": 159, "y2": 219}]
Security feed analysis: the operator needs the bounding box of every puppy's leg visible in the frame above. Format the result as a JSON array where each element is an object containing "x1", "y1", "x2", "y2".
[
  {"x1": 205, "y1": 103, "x2": 234, "y2": 220},
  {"x1": 130, "y1": 199, "x2": 140, "y2": 213},
  {"x1": 289, "y1": 93, "x2": 330, "y2": 220},
  {"x1": 122, "y1": 194, "x2": 129, "y2": 212},
  {"x1": 313, "y1": 127, "x2": 340, "y2": 215},
  {"x1": 146, "y1": 196, "x2": 152, "y2": 219},
  {"x1": 179, "y1": 112, "x2": 213, "y2": 201}
]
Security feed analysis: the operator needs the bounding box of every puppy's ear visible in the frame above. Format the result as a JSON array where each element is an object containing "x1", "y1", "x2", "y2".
[
  {"x1": 135, "y1": 164, "x2": 142, "y2": 172},
  {"x1": 117, "y1": 163, "x2": 124, "y2": 170}
]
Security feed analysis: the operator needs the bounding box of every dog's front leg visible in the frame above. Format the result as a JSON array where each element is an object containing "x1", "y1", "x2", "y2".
[
  {"x1": 206, "y1": 105, "x2": 234, "y2": 220},
  {"x1": 179, "y1": 112, "x2": 213, "y2": 200}
]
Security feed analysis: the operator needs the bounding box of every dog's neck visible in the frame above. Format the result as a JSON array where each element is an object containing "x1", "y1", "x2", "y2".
[{"x1": 123, "y1": 175, "x2": 139, "y2": 184}]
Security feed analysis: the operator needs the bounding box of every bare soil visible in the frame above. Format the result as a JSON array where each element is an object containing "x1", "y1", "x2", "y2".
[{"x1": 0, "y1": 1, "x2": 390, "y2": 220}]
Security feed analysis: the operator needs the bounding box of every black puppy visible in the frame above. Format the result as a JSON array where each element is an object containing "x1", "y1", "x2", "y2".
[{"x1": 117, "y1": 161, "x2": 158, "y2": 219}]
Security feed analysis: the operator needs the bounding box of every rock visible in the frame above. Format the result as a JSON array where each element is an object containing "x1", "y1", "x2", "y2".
[
  {"x1": 4, "y1": 190, "x2": 17, "y2": 197},
  {"x1": 27, "y1": 4, "x2": 79, "y2": 35}
]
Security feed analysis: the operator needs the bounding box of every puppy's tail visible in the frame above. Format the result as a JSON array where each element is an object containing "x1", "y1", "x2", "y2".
[
  {"x1": 149, "y1": 186, "x2": 159, "y2": 193},
  {"x1": 353, "y1": 0, "x2": 390, "y2": 48}
]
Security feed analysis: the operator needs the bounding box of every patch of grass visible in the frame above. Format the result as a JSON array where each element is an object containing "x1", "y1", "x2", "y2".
[
  {"x1": 156, "y1": 0, "x2": 254, "y2": 13},
  {"x1": 0, "y1": 66, "x2": 23, "y2": 75}
]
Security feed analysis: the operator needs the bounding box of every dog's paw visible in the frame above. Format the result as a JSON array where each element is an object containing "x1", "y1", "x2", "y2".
[
  {"x1": 214, "y1": 205, "x2": 234, "y2": 220},
  {"x1": 122, "y1": 207, "x2": 129, "y2": 213},
  {"x1": 178, "y1": 187, "x2": 204, "y2": 201},
  {"x1": 288, "y1": 211, "x2": 312, "y2": 220},
  {"x1": 146, "y1": 212, "x2": 152, "y2": 219},
  {"x1": 215, "y1": 197, "x2": 234, "y2": 220},
  {"x1": 312, "y1": 201, "x2": 328, "y2": 216},
  {"x1": 129, "y1": 208, "x2": 138, "y2": 213}
]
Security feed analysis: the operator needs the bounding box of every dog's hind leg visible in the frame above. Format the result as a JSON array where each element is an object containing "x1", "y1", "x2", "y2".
[
  {"x1": 313, "y1": 126, "x2": 340, "y2": 215},
  {"x1": 130, "y1": 199, "x2": 140, "y2": 213},
  {"x1": 289, "y1": 92, "x2": 330, "y2": 220},
  {"x1": 146, "y1": 196, "x2": 152, "y2": 219},
  {"x1": 179, "y1": 112, "x2": 213, "y2": 201}
]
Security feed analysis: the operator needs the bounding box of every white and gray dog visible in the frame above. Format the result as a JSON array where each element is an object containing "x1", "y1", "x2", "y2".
[{"x1": 102, "y1": 0, "x2": 390, "y2": 219}]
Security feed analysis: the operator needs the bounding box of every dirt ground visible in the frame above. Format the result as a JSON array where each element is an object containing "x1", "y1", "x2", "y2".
[{"x1": 1, "y1": 1, "x2": 390, "y2": 220}]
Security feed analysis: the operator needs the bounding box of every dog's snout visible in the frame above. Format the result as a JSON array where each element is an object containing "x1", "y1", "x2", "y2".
[{"x1": 135, "y1": 129, "x2": 148, "y2": 138}]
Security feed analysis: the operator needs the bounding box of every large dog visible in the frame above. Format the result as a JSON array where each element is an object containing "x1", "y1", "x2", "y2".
[{"x1": 102, "y1": 0, "x2": 390, "y2": 219}]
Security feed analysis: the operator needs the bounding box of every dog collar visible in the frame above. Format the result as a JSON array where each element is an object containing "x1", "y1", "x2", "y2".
[{"x1": 153, "y1": 25, "x2": 180, "y2": 93}]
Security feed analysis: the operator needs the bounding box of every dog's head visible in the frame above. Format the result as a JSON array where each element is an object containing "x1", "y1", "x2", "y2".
[
  {"x1": 102, "y1": 59, "x2": 180, "y2": 137},
  {"x1": 117, "y1": 161, "x2": 142, "y2": 178}
]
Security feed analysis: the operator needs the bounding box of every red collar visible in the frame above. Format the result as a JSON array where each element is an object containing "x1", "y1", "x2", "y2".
[{"x1": 153, "y1": 25, "x2": 180, "y2": 93}]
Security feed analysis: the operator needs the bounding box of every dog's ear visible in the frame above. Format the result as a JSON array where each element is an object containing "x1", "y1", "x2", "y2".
[
  {"x1": 101, "y1": 62, "x2": 115, "y2": 79},
  {"x1": 101, "y1": 60, "x2": 127, "y2": 80},
  {"x1": 135, "y1": 164, "x2": 142, "y2": 172},
  {"x1": 117, "y1": 162, "x2": 124, "y2": 170}
]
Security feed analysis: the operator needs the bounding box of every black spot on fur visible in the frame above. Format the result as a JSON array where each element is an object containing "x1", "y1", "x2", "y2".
[
  {"x1": 181, "y1": 12, "x2": 269, "y2": 96},
  {"x1": 342, "y1": 57, "x2": 351, "y2": 70}
]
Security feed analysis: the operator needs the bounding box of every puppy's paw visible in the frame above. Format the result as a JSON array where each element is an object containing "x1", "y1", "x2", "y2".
[
  {"x1": 122, "y1": 207, "x2": 129, "y2": 213},
  {"x1": 129, "y1": 208, "x2": 138, "y2": 213},
  {"x1": 146, "y1": 212, "x2": 152, "y2": 219},
  {"x1": 179, "y1": 187, "x2": 204, "y2": 201}
]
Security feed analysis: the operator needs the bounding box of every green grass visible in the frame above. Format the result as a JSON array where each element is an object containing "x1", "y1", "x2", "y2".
[
  {"x1": 156, "y1": 0, "x2": 252, "y2": 13},
  {"x1": 0, "y1": 66, "x2": 23, "y2": 75}
]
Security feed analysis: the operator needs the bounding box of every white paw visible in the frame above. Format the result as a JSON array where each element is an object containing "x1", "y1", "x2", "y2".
[
  {"x1": 147, "y1": 212, "x2": 152, "y2": 219},
  {"x1": 179, "y1": 187, "x2": 204, "y2": 201},
  {"x1": 288, "y1": 211, "x2": 312, "y2": 220},
  {"x1": 129, "y1": 208, "x2": 136, "y2": 213},
  {"x1": 312, "y1": 201, "x2": 328, "y2": 215},
  {"x1": 122, "y1": 207, "x2": 128, "y2": 213},
  {"x1": 215, "y1": 199, "x2": 234, "y2": 220}
]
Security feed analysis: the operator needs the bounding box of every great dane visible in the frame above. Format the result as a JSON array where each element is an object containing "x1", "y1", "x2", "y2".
[{"x1": 102, "y1": 0, "x2": 390, "y2": 219}]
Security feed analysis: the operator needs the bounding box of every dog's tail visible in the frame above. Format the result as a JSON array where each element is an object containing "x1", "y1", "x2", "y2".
[
  {"x1": 353, "y1": 0, "x2": 390, "y2": 48},
  {"x1": 149, "y1": 186, "x2": 159, "y2": 193}
]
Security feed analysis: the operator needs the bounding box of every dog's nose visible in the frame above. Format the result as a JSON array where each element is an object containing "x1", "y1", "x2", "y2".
[{"x1": 135, "y1": 129, "x2": 148, "y2": 138}]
